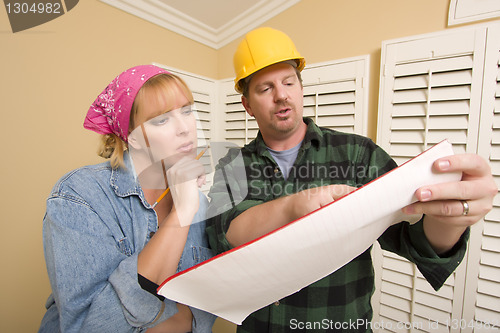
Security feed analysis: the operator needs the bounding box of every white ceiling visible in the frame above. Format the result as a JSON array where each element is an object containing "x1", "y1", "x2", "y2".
[{"x1": 99, "y1": 0, "x2": 301, "y2": 49}]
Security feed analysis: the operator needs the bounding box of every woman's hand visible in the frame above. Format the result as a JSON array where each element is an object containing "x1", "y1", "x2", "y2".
[
  {"x1": 138, "y1": 157, "x2": 206, "y2": 284},
  {"x1": 166, "y1": 157, "x2": 206, "y2": 227}
]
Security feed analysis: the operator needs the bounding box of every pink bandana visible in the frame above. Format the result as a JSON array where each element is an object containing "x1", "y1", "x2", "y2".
[{"x1": 84, "y1": 65, "x2": 169, "y2": 142}]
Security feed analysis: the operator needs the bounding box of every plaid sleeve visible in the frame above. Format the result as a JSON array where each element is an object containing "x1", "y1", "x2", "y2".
[{"x1": 380, "y1": 219, "x2": 469, "y2": 291}]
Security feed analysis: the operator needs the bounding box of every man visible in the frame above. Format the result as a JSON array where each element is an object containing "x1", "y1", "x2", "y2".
[{"x1": 207, "y1": 27, "x2": 496, "y2": 332}]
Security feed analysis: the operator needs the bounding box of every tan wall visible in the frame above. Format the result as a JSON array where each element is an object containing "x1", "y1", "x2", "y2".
[{"x1": 1, "y1": 0, "x2": 493, "y2": 332}]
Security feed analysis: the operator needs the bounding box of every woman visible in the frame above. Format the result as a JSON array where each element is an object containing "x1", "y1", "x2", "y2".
[{"x1": 39, "y1": 65, "x2": 216, "y2": 332}]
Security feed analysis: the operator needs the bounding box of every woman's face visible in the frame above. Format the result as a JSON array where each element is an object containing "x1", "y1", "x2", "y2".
[{"x1": 129, "y1": 84, "x2": 198, "y2": 165}]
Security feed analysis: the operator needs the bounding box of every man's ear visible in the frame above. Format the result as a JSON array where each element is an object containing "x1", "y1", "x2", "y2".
[{"x1": 241, "y1": 95, "x2": 253, "y2": 117}]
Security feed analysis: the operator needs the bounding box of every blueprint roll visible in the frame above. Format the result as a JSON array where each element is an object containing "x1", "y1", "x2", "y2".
[{"x1": 158, "y1": 140, "x2": 460, "y2": 325}]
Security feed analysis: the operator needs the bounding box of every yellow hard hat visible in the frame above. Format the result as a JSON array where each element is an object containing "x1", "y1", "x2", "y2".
[{"x1": 233, "y1": 27, "x2": 305, "y2": 93}]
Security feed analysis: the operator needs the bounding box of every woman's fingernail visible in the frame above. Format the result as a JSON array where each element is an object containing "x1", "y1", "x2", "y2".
[
  {"x1": 420, "y1": 189, "x2": 432, "y2": 201},
  {"x1": 438, "y1": 160, "x2": 451, "y2": 170}
]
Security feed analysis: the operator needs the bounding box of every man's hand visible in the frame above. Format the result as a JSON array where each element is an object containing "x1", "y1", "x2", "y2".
[
  {"x1": 287, "y1": 184, "x2": 357, "y2": 221},
  {"x1": 227, "y1": 184, "x2": 356, "y2": 247}
]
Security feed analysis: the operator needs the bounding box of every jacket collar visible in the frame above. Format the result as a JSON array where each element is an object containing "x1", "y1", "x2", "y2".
[
  {"x1": 110, "y1": 151, "x2": 144, "y2": 198},
  {"x1": 248, "y1": 117, "x2": 323, "y2": 154}
]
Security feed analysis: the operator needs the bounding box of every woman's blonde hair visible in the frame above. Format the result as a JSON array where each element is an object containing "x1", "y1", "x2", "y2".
[{"x1": 97, "y1": 73, "x2": 194, "y2": 169}]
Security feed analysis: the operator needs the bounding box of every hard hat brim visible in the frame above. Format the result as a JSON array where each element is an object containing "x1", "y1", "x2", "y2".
[{"x1": 234, "y1": 57, "x2": 305, "y2": 94}]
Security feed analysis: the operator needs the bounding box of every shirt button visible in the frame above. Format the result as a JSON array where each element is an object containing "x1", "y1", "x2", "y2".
[
  {"x1": 274, "y1": 301, "x2": 280, "y2": 306},
  {"x1": 149, "y1": 231, "x2": 155, "y2": 238},
  {"x1": 274, "y1": 167, "x2": 279, "y2": 174}
]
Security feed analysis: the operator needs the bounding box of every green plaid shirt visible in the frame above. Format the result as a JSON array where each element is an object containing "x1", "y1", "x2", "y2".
[{"x1": 207, "y1": 118, "x2": 468, "y2": 333}]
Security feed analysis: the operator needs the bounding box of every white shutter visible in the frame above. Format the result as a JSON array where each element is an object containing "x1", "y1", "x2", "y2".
[
  {"x1": 219, "y1": 56, "x2": 370, "y2": 149},
  {"x1": 464, "y1": 24, "x2": 500, "y2": 333},
  {"x1": 374, "y1": 24, "x2": 495, "y2": 333},
  {"x1": 220, "y1": 80, "x2": 252, "y2": 147},
  {"x1": 301, "y1": 56, "x2": 369, "y2": 136},
  {"x1": 377, "y1": 28, "x2": 485, "y2": 165}
]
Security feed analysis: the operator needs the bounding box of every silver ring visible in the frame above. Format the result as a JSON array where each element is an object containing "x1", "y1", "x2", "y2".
[{"x1": 461, "y1": 200, "x2": 469, "y2": 216}]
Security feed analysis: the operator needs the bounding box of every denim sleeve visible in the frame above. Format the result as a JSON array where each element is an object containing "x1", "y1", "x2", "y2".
[{"x1": 43, "y1": 196, "x2": 179, "y2": 332}]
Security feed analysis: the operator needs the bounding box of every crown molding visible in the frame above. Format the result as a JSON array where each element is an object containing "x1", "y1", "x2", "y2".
[{"x1": 99, "y1": 0, "x2": 300, "y2": 49}]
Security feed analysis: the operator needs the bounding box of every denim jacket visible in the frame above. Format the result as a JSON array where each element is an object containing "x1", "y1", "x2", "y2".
[{"x1": 39, "y1": 153, "x2": 216, "y2": 333}]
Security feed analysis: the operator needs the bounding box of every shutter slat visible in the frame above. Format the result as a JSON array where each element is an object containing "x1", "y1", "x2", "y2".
[
  {"x1": 393, "y1": 54, "x2": 474, "y2": 76},
  {"x1": 380, "y1": 293, "x2": 412, "y2": 312},
  {"x1": 381, "y1": 282, "x2": 413, "y2": 304},
  {"x1": 475, "y1": 307, "x2": 500, "y2": 331},
  {"x1": 476, "y1": 293, "x2": 500, "y2": 313},
  {"x1": 478, "y1": 264, "x2": 500, "y2": 283},
  {"x1": 392, "y1": 100, "x2": 470, "y2": 117},
  {"x1": 477, "y1": 273, "x2": 500, "y2": 297},
  {"x1": 481, "y1": 234, "x2": 500, "y2": 253},
  {"x1": 413, "y1": 303, "x2": 451, "y2": 326},
  {"x1": 483, "y1": 218, "x2": 500, "y2": 237},
  {"x1": 317, "y1": 103, "x2": 355, "y2": 116},
  {"x1": 318, "y1": 91, "x2": 356, "y2": 105}
]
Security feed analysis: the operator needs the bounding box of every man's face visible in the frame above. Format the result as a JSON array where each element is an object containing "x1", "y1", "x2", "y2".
[{"x1": 242, "y1": 62, "x2": 304, "y2": 140}]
